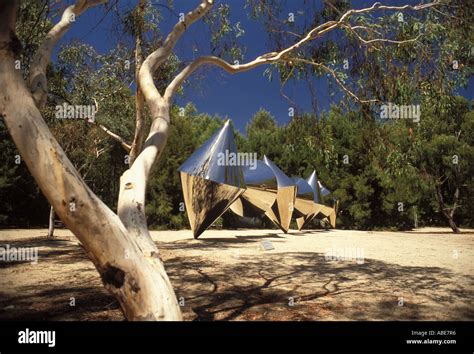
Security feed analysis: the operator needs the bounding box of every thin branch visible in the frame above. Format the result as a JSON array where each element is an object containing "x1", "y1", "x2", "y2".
[
  {"x1": 343, "y1": 24, "x2": 422, "y2": 46},
  {"x1": 81, "y1": 145, "x2": 109, "y2": 181},
  {"x1": 29, "y1": 0, "x2": 107, "y2": 108},
  {"x1": 129, "y1": 0, "x2": 146, "y2": 166},
  {"x1": 164, "y1": 55, "x2": 271, "y2": 99},
  {"x1": 268, "y1": 1, "x2": 439, "y2": 61},
  {"x1": 92, "y1": 98, "x2": 131, "y2": 151},
  {"x1": 24, "y1": 0, "x2": 49, "y2": 45},
  {"x1": 95, "y1": 123, "x2": 131, "y2": 151},
  {"x1": 291, "y1": 58, "x2": 378, "y2": 104},
  {"x1": 278, "y1": 66, "x2": 300, "y2": 110},
  {"x1": 139, "y1": 0, "x2": 214, "y2": 109},
  {"x1": 164, "y1": 1, "x2": 440, "y2": 100},
  {"x1": 78, "y1": 0, "x2": 118, "y2": 41},
  {"x1": 324, "y1": 0, "x2": 344, "y2": 16}
]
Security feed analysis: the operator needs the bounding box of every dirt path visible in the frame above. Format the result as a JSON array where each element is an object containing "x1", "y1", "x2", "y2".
[{"x1": 0, "y1": 227, "x2": 472, "y2": 321}]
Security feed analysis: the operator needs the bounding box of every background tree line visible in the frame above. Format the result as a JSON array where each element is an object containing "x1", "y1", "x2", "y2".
[
  {"x1": 2, "y1": 96, "x2": 473, "y2": 231},
  {"x1": 0, "y1": 0, "x2": 472, "y2": 233}
]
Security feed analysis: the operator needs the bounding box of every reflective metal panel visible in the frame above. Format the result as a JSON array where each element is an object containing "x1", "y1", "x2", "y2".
[
  {"x1": 263, "y1": 156, "x2": 294, "y2": 187},
  {"x1": 178, "y1": 120, "x2": 245, "y2": 188},
  {"x1": 318, "y1": 180, "x2": 331, "y2": 197},
  {"x1": 306, "y1": 170, "x2": 338, "y2": 228},
  {"x1": 306, "y1": 170, "x2": 322, "y2": 203},
  {"x1": 180, "y1": 172, "x2": 245, "y2": 238},
  {"x1": 292, "y1": 177, "x2": 318, "y2": 230},
  {"x1": 265, "y1": 184, "x2": 297, "y2": 233},
  {"x1": 178, "y1": 120, "x2": 246, "y2": 238},
  {"x1": 242, "y1": 159, "x2": 277, "y2": 189},
  {"x1": 229, "y1": 159, "x2": 277, "y2": 217},
  {"x1": 261, "y1": 156, "x2": 296, "y2": 233},
  {"x1": 230, "y1": 156, "x2": 296, "y2": 233}
]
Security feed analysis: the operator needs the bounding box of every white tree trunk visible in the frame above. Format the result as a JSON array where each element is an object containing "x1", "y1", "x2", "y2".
[
  {"x1": 118, "y1": 104, "x2": 170, "y2": 248},
  {"x1": 0, "y1": 40, "x2": 181, "y2": 321},
  {"x1": 47, "y1": 205, "x2": 55, "y2": 238}
]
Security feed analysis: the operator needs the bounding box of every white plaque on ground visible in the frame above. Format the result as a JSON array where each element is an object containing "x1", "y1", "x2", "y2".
[{"x1": 260, "y1": 240, "x2": 275, "y2": 251}]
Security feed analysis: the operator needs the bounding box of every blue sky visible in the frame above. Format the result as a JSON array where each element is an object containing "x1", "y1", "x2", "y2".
[{"x1": 59, "y1": 0, "x2": 473, "y2": 133}]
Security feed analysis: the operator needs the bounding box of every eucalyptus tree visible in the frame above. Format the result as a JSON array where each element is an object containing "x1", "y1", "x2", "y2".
[
  {"x1": 0, "y1": 0, "x2": 443, "y2": 320},
  {"x1": 249, "y1": 0, "x2": 473, "y2": 231},
  {"x1": 415, "y1": 97, "x2": 474, "y2": 233}
]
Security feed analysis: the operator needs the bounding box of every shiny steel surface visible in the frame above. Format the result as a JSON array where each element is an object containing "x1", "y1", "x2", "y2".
[
  {"x1": 306, "y1": 170, "x2": 322, "y2": 203},
  {"x1": 178, "y1": 121, "x2": 339, "y2": 238},
  {"x1": 178, "y1": 120, "x2": 245, "y2": 188},
  {"x1": 230, "y1": 156, "x2": 296, "y2": 233},
  {"x1": 229, "y1": 159, "x2": 277, "y2": 217},
  {"x1": 180, "y1": 172, "x2": 245, "y2": 238},
  {"x1": 292, "y1": 177, "x2": 318, "y2": 231},
  {"x1": 178, "y1": 120, "x2": 245, "y2": 238},
  {"x1": 318, "y1": 180, "x2": 331, "y2": 197},
  {"x1": 263, "y1": 156, "x2": 294, "y2": 187},
  {"x1": 306, "y1": 170, "x2": 338, "y2": 228}
]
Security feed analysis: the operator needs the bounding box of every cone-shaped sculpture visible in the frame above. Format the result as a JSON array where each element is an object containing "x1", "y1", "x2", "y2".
[
  {"x1": 229, "y1": 160, "x2": 277, "y2": 217},
  {"x1": 307, "y1": 170, "x2": 323, "y2": 203},
  {"x1": 317, "y1": 180, "x2": 338, "y2": 228},
  {"x1": 178, "y1": 120, "x2": 246, "y2": 238},
  {"x1": 306, "y1": 170, "x2": 338, "y2": 228},
  {"x1": 230, "y1": 156, "x2": 296, "y2": 233},
  {"x1": 292, "y1": 177, "x2": 320, "y2": 231},
  {"x1": 262, "y1": 156, "x2": 297, "y2": 233}
]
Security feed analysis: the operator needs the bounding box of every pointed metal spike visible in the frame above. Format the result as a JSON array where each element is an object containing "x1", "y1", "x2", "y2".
[
  {"x1": 306, "y1": 170, "x2": 322, "y2": 203},
  {"x1": 180, "y1": 172, "x2": 245, "y2": 239},
  {"x1": 178, "y1": 121, "x2": 246, "y2": 238},
  {"x1": 230, "y1": 158, "x2": 296, "y2": 233},
  {"x1": 178, "y1": 120, "x2": 245, "y2": 188},
  {"x1": 291, "y1": 177, "x2": 319, "y2": 230}
]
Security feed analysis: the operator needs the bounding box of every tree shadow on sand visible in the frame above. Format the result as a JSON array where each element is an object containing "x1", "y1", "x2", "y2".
[
  {"x1": 163, "y1": 251, "x2": 474, "y2": 321},
  {"x1": 0, "y1": 238, "x2": 122, "y2": 320},
  {"x1": 0, "y1": 236, "x2": 472, "y2": 321}
]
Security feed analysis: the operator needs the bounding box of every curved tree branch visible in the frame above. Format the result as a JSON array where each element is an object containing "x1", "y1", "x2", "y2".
[
  {"x1": 118, "y1": 0, "x2": 216, "y2": 259},
  {"x1": 29, "y1": 0, "x2": 107, "y2": 108},
  {"x1": 164, "y1": 1, "x2": 440, "y2": 100},
  {"x1": 92, "y1": 98, "x2": 132, "y2": 151},
  {"x1": 139, "y1": 0, "x2": 214, "y2": 114},
  {"x1": 164, "y1": 55, "x2": 272, "y2": 99},
  {"x1": 289, "y1": 58, "x2": 378, "y2": 104},
  {"x1": 342, "y1": 24, "x2": 422, "y2": 46},
  {"x1": 95, "y1": 122, "x2": 131, "y2": 151},
  {"x1": 1, "y1": 0, "x2": 182, "y2": 320}
]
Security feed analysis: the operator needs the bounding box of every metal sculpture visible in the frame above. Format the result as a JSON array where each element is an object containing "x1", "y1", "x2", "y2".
[
  {"x1": 229, "y1": 156, "x2": 296, "y2": 233},
  {"x1": 178, "y1": 120, "x2": 246, "y2": 238},
  {"x1": 306, "y1": 170, "x2": 338, "y2": 228},
  {"x1": 292, "y1": 177, "x2": 321, "y2": 230},
  {"x1": 178, "y1": 121, "x2": 338, "y2": 238}
]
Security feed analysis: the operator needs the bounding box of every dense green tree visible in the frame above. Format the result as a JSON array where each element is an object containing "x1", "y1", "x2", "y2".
[{"x1": 415, "y1": 97, "x2": 474, "y2": 232}]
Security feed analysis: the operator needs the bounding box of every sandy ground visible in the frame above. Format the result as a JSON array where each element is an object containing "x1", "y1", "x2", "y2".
[{"x1": 0, "y1": 227, "x2": 472, "y2": 321}]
